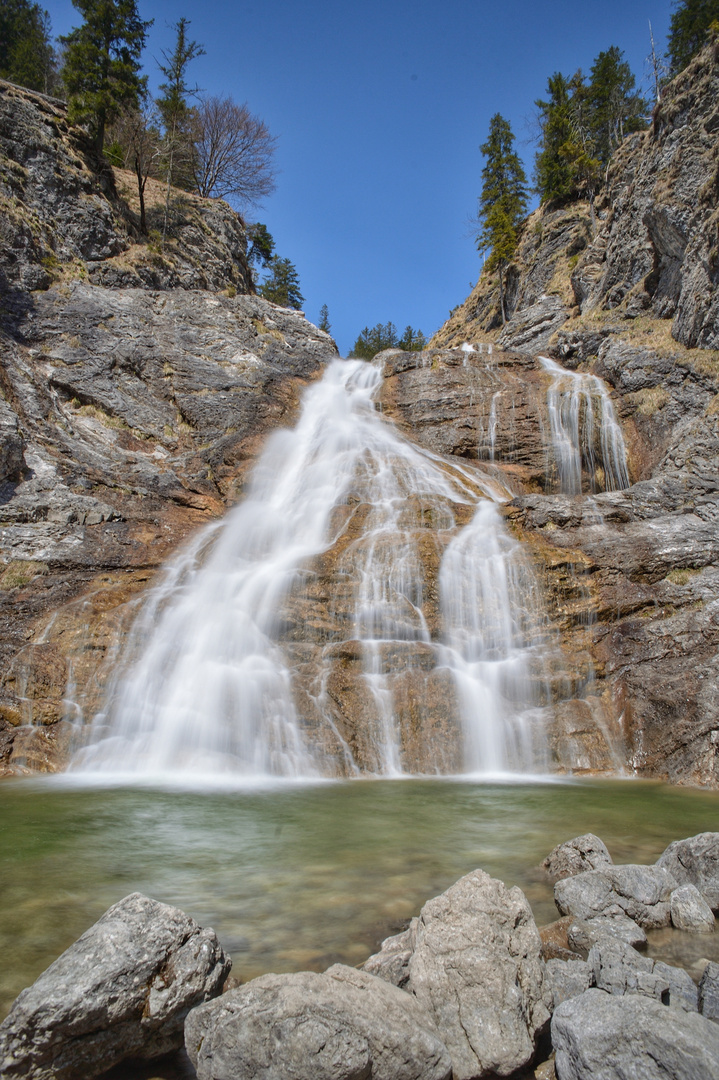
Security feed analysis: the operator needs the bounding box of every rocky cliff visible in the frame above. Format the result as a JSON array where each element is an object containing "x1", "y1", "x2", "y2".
[{"x1": 0, "y1": 81, "x2": 337, "y2": 772}]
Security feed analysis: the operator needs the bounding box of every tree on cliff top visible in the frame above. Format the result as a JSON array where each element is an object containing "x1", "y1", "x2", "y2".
[
  {"x1": 477, "y1": 113, "x2": 528, "y2": 325},
  {"x1": 259, "y1": 256, "x2": 304, "y2": 310},
  {"x1": 0, "y1": 0, "x2": 57, "y2": 94},
  {"x1": 191, "y1": 96, "x2": 277, "y2": 206},
  {"x1": 667, "y1": 0, "x2": 719, "y2": 73},
  {"x1": 60, "y1": 0, "x2": 152, "y2": 155}
]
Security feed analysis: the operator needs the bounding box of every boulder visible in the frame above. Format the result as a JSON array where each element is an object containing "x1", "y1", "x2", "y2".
[
  {"x1": 184, "y1": 964, "x2": 452, "y2": 1080},
  {"x1": 566, "y1": 914, "x2": 647, "y2": 954},
  {"x1": 542, "y1": 834, "x2": 613, "y2": 884},
  {"x1": 670, "y1": 883, "x2": 716, "y2": 932},
  {"x1": 587, "y1": 937, "x2": 698, "y2": 1012},
  {"x1": 552, "y1": 989, "x2": 719, "y2": 1080},
  {"x1": 362, "y1": 920, "x2": 417, "y2": 988},
  {"x1": 657, "y1": 832, "x2": 719, "y2": 910},
  {"x1": 406, "y1": 869, "x2": 552, "y2": 1080},
  {"x1": 554, "y1": 865, "x2": 677, "y2": 929},
  {"x1": 0, "y1": 892, "x2": 230, "y2": 1080},
  {"x1": 700, "y1": 961, "x2": 719, "y2": 1023},
  {"x1": 544, "y1": 958, "x2": 594, "y2": 1009}
]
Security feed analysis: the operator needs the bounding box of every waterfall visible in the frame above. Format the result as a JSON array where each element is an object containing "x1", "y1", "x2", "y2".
[
  {"x1": 540, "y1": 356, "x2": 629, "y2": 494},
  {"x1": 72, "y1": 358, "x2": 554, "y2": 781}
]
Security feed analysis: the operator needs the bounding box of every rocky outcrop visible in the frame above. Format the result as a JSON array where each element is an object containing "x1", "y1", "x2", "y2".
[
  {"x1": 185, "y1": 966, "x2": 452, "y2": 1080},
  {"x1": 0, "y1": 892, "x2": 230, "y2": 1080}
]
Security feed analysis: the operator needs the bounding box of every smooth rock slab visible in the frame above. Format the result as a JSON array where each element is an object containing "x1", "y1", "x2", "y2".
[
  {"x1": 657, "y1": 832, "x2": 719, "y2": 910},
  {"x1": 0, "y1": 892, "x2": 230, "y2": 1080},
  {"x1": 551, "y1": 988, "x2": 719, "y2": 1079},
  {"x1": 542, "y1": 834, "x2": 613, "y2": 884},
  {"x1": 184, "y1": 964, "x2": 452, "y2": 1080},
  {"x1": 670, "y1": 883, "x2": 716, "y2": 932},
  {"x1": 406, "y1": 868, "x2": 551, "y2": 1080},
  {"x1": 544, "y1": 958, "x2": 594, "y2": 1009},
  {"x1": 554, "y1": 865, "x2": 677, "y2": 929}
]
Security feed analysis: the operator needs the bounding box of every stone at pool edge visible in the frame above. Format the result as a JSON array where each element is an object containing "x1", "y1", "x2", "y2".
[
  {"x1": 0, "y1": 892, "x2": 230, "y2": 1080},
  {"x1": 554, "y1": 864, "x2": 678, "y2": 929},
  {"x1": 657, "y1": 832, "x2": 719, "y2": 911},
  {"x1": 184, "y1": 964, "x2": 452, "y2": 1080},
  {"x1": 542, "y1": 833, "x2": 613, "y2": 884},
  {"x1": 551, "y1": 989, "x2": 719, "y2": 1080},
  {"x1": 670, "y1": 882, "x2": 716, "y2": 932}
]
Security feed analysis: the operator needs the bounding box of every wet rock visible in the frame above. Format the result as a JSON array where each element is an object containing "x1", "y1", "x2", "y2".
[
  {"x1": 362, "y1": 920, "x2": 417, "y2": 988},
  {"x1": 670, "y1": 883, "x2": 716, "y2": 932},
  {"x1": 0, "y1": 892, "x2": 230, "y2": 1080},
  {"x1": 554, "y1": 865, "x2": 677, "y2": 929},
  {"x1": 700, "y1": 961, "x2": 719, "y2": 1023},
  {"x1": 184, "y1": 964, "x2": 452, "y2": 1080},
  {"x1": 539, "y1": 917, "x2": 579, "y2": 961},
  {"x1": 542, "y1": 834, "x2": 613, "y2": 883},
  {"x1": 588, "y1": 936, "x2": 698, "y2": 1012},
  {"x1": 544, "y1": 957, "x2": 594, "y2": 1009},
  {"x1": 657, "y1": 832, "x2": 719, "y2": 910},
  {"x1": 551, "y1": 988, "x2": 719, "y2": 1080},
  {"x1": 566, "y1": 914, "x2": 647, "y2": 954},
  {"x1": 406, "y1": 868, "x2": 551, "y2": 1080}
]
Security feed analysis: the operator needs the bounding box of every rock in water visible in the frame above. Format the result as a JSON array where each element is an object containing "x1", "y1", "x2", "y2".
[
  {"x1": 542, "y1": 834, "x2": 613, "y2": 883},
  {"x1": 0, "y1": 892, "x2": 230, "y2": 1080},
  {"x1": 554, "y1": 865, "x2": 677, "y2": 929},
  {"x1": 657, "y1": 832, "x2": 719, "y2": 910},
  {"x1": 670, "y1": 883, "x2": 716, "y2": 932},
  {"x1": 551, "y1": 988, "x2": 719, "y2": 1079},
  {"x1": 406, "y1": 868, "x2": 551, "y2": 1080},
  {"x1": 184, "y1": 965, "x2": 452, "y2": 1080},
  {"x1": 700, "y1": 961, "x2": 719, "y2": 1023}
]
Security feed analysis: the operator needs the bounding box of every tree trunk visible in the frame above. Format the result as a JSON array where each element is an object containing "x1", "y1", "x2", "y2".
[
  {"x1": 136, "y1": 160, "x2": 148, "y2": 235},
  {"x1": 498, "y1": 262, "x2": 506, "y2": 324}
]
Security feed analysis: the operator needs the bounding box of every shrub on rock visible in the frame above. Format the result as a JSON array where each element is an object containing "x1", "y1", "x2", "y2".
[{"x1": 0, "y1": 892, "x2": 230, "y2": 1080}]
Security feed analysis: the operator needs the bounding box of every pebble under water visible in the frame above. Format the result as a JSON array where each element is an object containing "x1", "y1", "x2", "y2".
[{"x1": 2, "y1": 776, "x2": 719, "y2": 1021}]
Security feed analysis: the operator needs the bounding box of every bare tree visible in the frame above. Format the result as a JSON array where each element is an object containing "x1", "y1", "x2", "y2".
[
  {"x1": 191, "y1": 96, "x2": 277, "y2": 206},
  {"x1": 111, "y1": 104, "x2": 161, "y2": 234}
]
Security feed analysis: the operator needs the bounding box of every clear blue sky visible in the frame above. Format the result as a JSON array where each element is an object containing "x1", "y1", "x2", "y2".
[{"x1": 46, "y1": 0, "x2": 674, "y2": 354}]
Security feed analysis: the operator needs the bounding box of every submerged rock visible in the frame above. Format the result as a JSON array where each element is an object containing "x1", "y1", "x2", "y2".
[
  {"x1": 184, "y1": 964, "x2": 452, "y2": 1080},
  {"x1": 542, "y1": 834, "x2": 613, "y2": 883},
  {"x1": 551, "y1": 988, "x2": 719, "y2": 1080},
  {"x1": 0, "y1": 892, "x2": 230, "y2": 1080},
  {"x1": 406, "y1": 868, "x2": 551, "y2": 1080}
]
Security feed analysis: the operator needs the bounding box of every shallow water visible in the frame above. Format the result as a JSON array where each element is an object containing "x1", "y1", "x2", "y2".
[{"x1": 2, "y1": 776, "x2": 719, "y2": 1019}]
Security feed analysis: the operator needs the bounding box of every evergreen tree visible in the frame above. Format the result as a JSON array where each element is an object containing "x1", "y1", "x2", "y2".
[
  {"x1": 60, "y1": 0, "x2": 152, "y2": 155},
  {"x1": 247, "y1": 223, "x2": 275, "y2": 267},
  {"x1": 0, "y1": 0, "x2": 57, "y2": 93},
  {"x1": 534, "y1": 73, "x2": 578, "y2": 204},
  {"x1": 477, "y1": 113, "x2": 528, "y2": 324},
  {"x1": 667, "y1": 0, "x2": 719, "y2": 74},
  {"x1": 318, "y1": 304, "x2": 331, "y2": 333},
  {"x1": 259, "y1": 256, "x2": 304, "y2": 309},
  {"x1": 349, "y1": 322, "x2": 399, "y2": 359},
  {"x1": 586, "y1": 46, "x2": 647, "y2": 169},
  {"x1": 398, "y1": 325, "x2": 426, "y2": 351}
]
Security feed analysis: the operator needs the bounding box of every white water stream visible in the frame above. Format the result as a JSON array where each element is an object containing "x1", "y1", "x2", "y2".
[{"x1": 72, "y1": 358, "x2": 552, "y2": 780}]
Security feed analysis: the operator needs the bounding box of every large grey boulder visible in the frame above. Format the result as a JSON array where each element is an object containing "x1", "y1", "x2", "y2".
[
  {"x1": 670, "y1": 883, "x2": 716, "y2": 932},
  {"x1": 544, "y1": 958, "x2": 594, "y2": 1009},
  {"x1": 542, "y1": 834, "x2": 613, "y2": 884},
  {"x1": 406, "y1": 869, "x2": 552, "y2": 1080},
  {"x1": 657, "y1": 832, "x2": 719, "y2": 910},
  {"x1": 700, "y1": 961, "x2": 719, "y2": 1023},
  {"x1": 551, "y1": 988, "x2": 719, "y2": 1079},
  {"x1": 362, "y1": 920, "x2": 418, "y2": 988},
  {"x1": 184, "y1": 964, "x2": 452, "y2": 1080},
  {"x1": 587, "y1": 936, "x2": 698, "y2": 1012},
  {"x1": 566, "y1": 914, "x2": 647, "y2": 954},
  {"x1": 0, "y1": 892, "x2": 230, "y2": 1080},
  {"x1": 554, "y1": 864, "x2": 677, "y2": 929}
]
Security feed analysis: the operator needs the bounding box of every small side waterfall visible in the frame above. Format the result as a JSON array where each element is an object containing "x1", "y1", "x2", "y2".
[
  {"x1": 72, "y1": 357, "x2": 555, "y2": 781},
  {"x1": 540, "y1": 356, "x2": 629, "y2": 494}
]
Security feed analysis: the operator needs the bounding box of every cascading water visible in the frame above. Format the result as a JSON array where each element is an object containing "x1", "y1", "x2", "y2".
[
  {"x1": 72, "y1": 357, "x2": 555, "y2": 781},
  {"x1": 540, "y1": 356, "x2": 629, "y2": 494}
]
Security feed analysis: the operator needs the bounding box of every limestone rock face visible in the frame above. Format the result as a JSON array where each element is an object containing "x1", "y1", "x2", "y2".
[
  {"x1": 406, "y1": 869, "x2": 552, "y2": 1080},
  {"x1": 551, "y1": 989, "x2": 719, "y2": 1080},
  {"x1": 0, "y1": 892, "x2": 230, "y2": 1080},
  {"x1": 184, "y1": 965, "x2": 452, "y2": 1080},
  {"x1": 656, "y1": 833, "x2": 719, "y2": 909},
  {"x1": 587, "y1": 936, "x2": 698, "y2": 1012},
  {"x1": 670, "y1": 884, "x2": 716, "y2": 932}
]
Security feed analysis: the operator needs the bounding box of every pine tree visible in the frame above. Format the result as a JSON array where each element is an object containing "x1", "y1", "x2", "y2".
[
  {"x1": 349, "y1": 322, "x2": 399, "y2": 359},
  {"x1": 586, "y1": 47, "x2": 647, "y2": 170},
  {"x1": 258, "y1": 257, "x2": 304, "y2": 309},
  {"x1": 398, "y1": 326, "x2": 426, "y2": 351},
  {"x1": 60, "y1": 0, "x2": 152, "y2": 155},
  {"x1": 318, "y1": 304, "x2": 331, "y2": 333},
  {"x1": 477, "y1": 114, "x2": 528, "y2": 324},
  {"x1": 0, "y1": 1, "x2": 57, "y2": 93},
  {"x1": 667, "y1": 0, "x2": 719, "y2": 74},
  {"x1": 534, "y1": 73, "x2": 578, "y2": 204}
]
